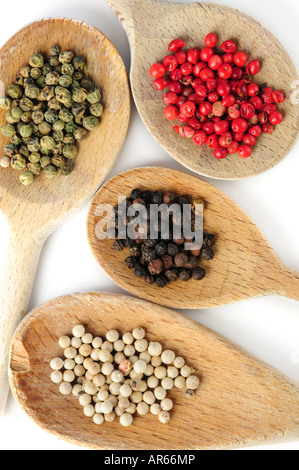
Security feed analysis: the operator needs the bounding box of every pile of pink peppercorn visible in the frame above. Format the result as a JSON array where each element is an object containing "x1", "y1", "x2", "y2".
[{"x1": 150, "y1": 34, "x2": 285, "y2": 159}]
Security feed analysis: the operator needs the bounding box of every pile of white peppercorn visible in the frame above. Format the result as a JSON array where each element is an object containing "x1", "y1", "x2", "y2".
[{"x1": 50, "y1": 325, "x2": 200, "y2": 427}]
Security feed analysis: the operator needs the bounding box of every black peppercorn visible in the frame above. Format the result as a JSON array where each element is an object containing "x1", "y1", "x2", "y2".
[
  {"x1": 148, "y1": 259, "x2": 164, "y2": 275},
  {"x1": 203, "y1": 233, "x2": 216, "y2": 248},
  {"x1": 142, "y1": 248, "x2": 156, "y2": 264},
  {"x1": 150, "y1": 191, "x2": 163, "y2": 205},
  {"x1": 163, "y1": 191, "x2": 177, "y2": 205},
  {"x1": 134, "y1": 265, "x2": 146, "y2": 278},
  {"x1": 174, "y1": 252, "x2": 188, "y2": 268},
  {"x1": 178, "y1": 194, "x2": 191, "y2": 206},
  {"x1": 192, "y1": 267, "x2": 206, "y2": 281},
  {"x1": 145, "y1": 273, "x2": 154, "y2": 285},
  {"x1": 167, "y1": 243, "x2": 179, "y2": 256},
  {"x1": 144, "y1": 239, "x2": 157, "y2": 248},
  {"x1": 129, "y1": 246, "x2": 141, "y2": 257},
  {"x1": 155, "y1": 242, "x2": 167, "y2": 256},
  {"x1": 201, "y1": 247, "x2": 214, "y2": 260},
  {"x1": 125, "y1": 256, "x2": 138, "y2": 269},
  {"x1": 179, "y1": 269, "x2": 191, "y2": 282},
  {"x1": 165, "y1": 268, "x2": 179, "y2": 282},
  {"x1": 185, "y1": 255, "x2": 198, "y2": 269},
  {"x1": 123, "y1": 238, "x2": 135, "y2": 248},
  {"x1": 113, "y1": 240, "x2": 124, "y2": 252},
  {"x1": 162, "y1": 254, "x2": 173, "y2": 270},
  {"x1": 142, "y1": 191, "x2": 152, "y2": 203},
  {"x1": 130, "y1": 188, "x2": 143, "y2": 200},
  {"x1": 155, "y1": 275, "x2": 167, "y2": 288}
]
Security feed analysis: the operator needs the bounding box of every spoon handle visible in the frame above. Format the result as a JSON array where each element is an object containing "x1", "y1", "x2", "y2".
[
  {"x1": 279, "y1": 266, "x2": 299, "y2": 302},
  {"x1": 0, "y1": 229, "x2": 44, "y2": 415}
]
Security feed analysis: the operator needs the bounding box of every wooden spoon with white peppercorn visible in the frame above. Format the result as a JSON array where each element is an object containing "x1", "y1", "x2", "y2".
[
  {"x1": 105, "y1": 0, "x2": 299, "y2": 180},
  {"x1": 9, "y1": 292, "x2": 299, "y2": 450},
  {"x1": 87, "y1": 167, "x2": 299, "y2": 309},
  {"x1": 0, "y1": 18, "x2": 130, "y2": 414}
]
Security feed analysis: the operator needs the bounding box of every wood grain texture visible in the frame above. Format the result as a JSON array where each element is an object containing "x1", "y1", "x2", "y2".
[
  {"x1": 0, "y1": 18, "x2": 130, "y2": 413},
  {"x1": 87, "y1": 166, "x2": 299, "y2": 309},
  {"x1": 106, "y1": 0, "x2": 299, "y2": 180},
  {"x1": 8, "y1": 292, "x2": 299, "y2": 450}
]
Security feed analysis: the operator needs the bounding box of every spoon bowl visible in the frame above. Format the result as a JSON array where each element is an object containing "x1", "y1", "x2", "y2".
[
  {"x1": 9, "y1": 292, "x2": 299, "y2": 450},
  {"x1": 106, "y1": 0, "x2": 299, "y2": 179},
  {"x1": 87, "y1": 167, "x2": 299, "y2": 309},
  {"x1": 0, "y1": 18, "x2": 130, "y2": 413}
]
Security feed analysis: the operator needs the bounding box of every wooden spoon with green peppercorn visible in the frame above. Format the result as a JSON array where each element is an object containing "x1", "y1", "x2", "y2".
[
  {"x1": 0, "y1": 18, "x2": 130, "y2": 414},
  {"x1": 106, "y1": 0, "x2": 299, "y2": 180},
  {"x1": 8, "y1": 292, "x2": 299, "y2": 449},
  {"x1": 87, "y1": 167, "x2": 299, "y2": 309}
]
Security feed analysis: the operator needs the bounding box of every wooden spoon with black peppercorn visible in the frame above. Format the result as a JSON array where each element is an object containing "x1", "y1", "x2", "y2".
[
  {"x1": 87, "y1": 167, "x2": 299, "y2": 309},
  {"x1": 106, "y1": 0, "x2": 299, "y2": 180},
  {"x1": 8, "y1": 292, "x2": 299, "y2": 449},
  {"x1": 0, "y1": 18, "x2": 130, "y2": 414}
]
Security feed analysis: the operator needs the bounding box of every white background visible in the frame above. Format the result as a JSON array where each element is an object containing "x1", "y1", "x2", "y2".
[{"x1": 0, "y1": 0, "x2": 299, "y2": 451}]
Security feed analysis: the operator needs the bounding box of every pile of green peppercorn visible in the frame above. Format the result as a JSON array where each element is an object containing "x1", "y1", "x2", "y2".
[
  {"x1": 0, "y1": 46, "x2": 103, "y2": 185},
  {"x1": 112, "y1": 189, "x2": 216, "y2": 287}
]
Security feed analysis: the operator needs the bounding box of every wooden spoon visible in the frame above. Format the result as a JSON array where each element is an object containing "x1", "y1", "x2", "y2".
[
  {"x1": 8, "y1": 292, "x2": 299, "y2": 450},
  {"x1": 87, "y1": 167, "x2": 299, "y2": 309},
  {"x1": 0, "y1": 18, "x2": 130, "y2": 414},
  {"x1": 106, "y1": 0, "x2": 299, "y2": 180}
]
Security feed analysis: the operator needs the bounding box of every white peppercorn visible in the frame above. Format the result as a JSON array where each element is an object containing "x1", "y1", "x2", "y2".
[
  {"x1": 119, "y1": 384, "x2": 132, "y2": 398},
  {"x1": 161, "y1": 350, "x2": 175, "y2": 365},
  {"x1": 111, "y1": 370, "x2": 124, "y2": 383},
  {"x1": 105, "y1": 412, "x2": 116, "y2": 422},
  {"x1": 72, "y1": 324, "x2": 85, "y2": 338},
  {"x1": 114, "y1": 339, "x2": 125, "y2": 352},
  {"x1": 118, "y1": 397, "x2": 130, "y2": 410},
  {"x1": 114, "y1": 352, "x2": 126, "y2": 364},
  {"x1": 154, "y1": 386, "x2": 167, "y2": 401},
  {"x1": 130, "y1": 391, "x2": 143, "y2": 404},
  {"x1": 120, "y1": 413, "x2": 133, "y2": 427},
  {"x1": 181, "y1": 365, "x2": 192, "y2": 378},
  {"x1": 139, "y1": 351, "x2": 151, "y2": 363},
  {"x1": 161, "y1": 377, "x2": 174, "y2": 390},
  {"x1": 147, "y1": 375, "x2": 159, "y2": 389},
  {"x1": 143, "y1": 391, "x2": 155, "y2": 405},
  {"x1": 106, "y1": 330, "x2": 119, "y2": 343},
  {"x1": 82, "y1": 333, "x2": 93, "y2": 344},
  {"x1": 75, "y1": 354, "x2": 84, "y2": 365},
  {"x1": 59, "y1": 382, "x2": 72, "y2": 395},
  {"x1": 154, "y1": 366, "x2": 167, "y2": 379},
  {"x1": 122, "y1": 332, "x2": 134, "y2": 344},
  {"x1": 126, "y1": 403, "x2": 137, "y2": 415},
  {"x1": 167, "y1": 366, "x2": 179, "y2": 379},
  {"x1": 132, "y1": 328, "x2": 145, "y2": 340},
  {"x1": 102, "y1": 362, "x2": 114, "y2": 376},
  {"x1": 173, "y1": 356, "x2": 185, "y2": 369},
  {"x1": 74, "y1": 365, "x2": 85, "y2": 377},
  {"x1": 102, "y1": 340, "x2": 113, "y2": 352},
  {"x1": 50, "y1": 357, "x2": 64, "y2": 371},
  {"x1": 51, "y1": 371, "x2": 63, "y2": 384},
  {"x1": 93, "y1": 413, "x2": 104, "y2": 425},
  {"x1": 124, "y1": 345, "x2": 135, "y2": 357},
  {"x1": 63, "y1": 370, "x2": 75, "y2": 383},
  {"x1": 135, "y1": 339, "x2": 148, "y2": 353},
  {"x1": 71, "y1": 337, "x2": 82, "y2": 349},
  {"x1": 92, "y1": 337, "x2": 103, "y2": 349},
  {"x1": 84, "y1": 381, "x2": 98, "y2": 396},
  {"x1": 64, "y1": 359, "x2": 75, "y2": 370},
  {"x1": 93, "y1": 374, "x2": 106, "y2": 387},
  {"x1": 151, "y1": 356, "x2": 162, "y2": 367},
  {"x1": 186, "y1": 375, "x2": 200, "y2": 390},
  {"x1": 59, "y1": 336, "x2": 71, "y2": 349},
  {"x1": 79, "y1": 344, "x2": 92, "y2": 358},
  {"x1": 161, "y1": 398, "x2": 173, "y2": 411},
  {"x1": 101, "y1": 400, "x2": 113, "y2": 415},
  {"x1": 133, "y1": 360, "x2": 147, "y2": 374},
  {"x1": 136, "y1": 401, "x2": 149, "y2": 416},
  {"x1": 158, "y1": 411, "x2": 170, "y2": 424},
  {"x1": 72, "y1": 384, "x2": 83, "y2": 397},
  {"x1": 174, "y1": 376, "x2": 186, "y2": 389},
  {"x1": 150, "y1": 403, "x2": 161, "y2": 416},
  {"x1": 98, "y1": 349, "x2": 111, "y2": 363},
  {"x1": 84, "y1": 404, "x2": 95, "y2": 417},
  {"x1": 148, "y1": 342, "x2": 162, "y2": 357}
]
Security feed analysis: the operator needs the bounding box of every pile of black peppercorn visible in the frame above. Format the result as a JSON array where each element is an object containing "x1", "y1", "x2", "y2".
[{"x1": 111, "y1": 189, "x2": 216, "y2": 288}]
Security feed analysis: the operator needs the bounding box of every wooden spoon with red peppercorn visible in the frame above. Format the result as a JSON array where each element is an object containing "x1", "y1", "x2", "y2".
[
  {"x1": 87, "y1": 167, "x2": 299, "y2": 309},
  {"x1": 8, "y1": 292, "x2": 299, "y2": 449},
  {"x1": 106, "y1": 0, "x2": 299, "y2": 179}
]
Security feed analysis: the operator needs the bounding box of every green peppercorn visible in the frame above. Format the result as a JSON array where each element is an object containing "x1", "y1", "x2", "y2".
[
  {"x1": 83, "y1": 115, "x2": 99, "y2": 131},
  {"x1": 90, "y1": 102, "x2": 103, "y2": 117},
  {"x1": 59, "y1": 51, "x2": 74, "y2": 64},
  {"x1": 10, "y1": 135, "x2": 22, "y2": 146},
  {"x1": 15, "y1": 75, "x2": 24, "y2": 86},
  {"x1": 29, "y1": 53, "x2": 44, "y2": 68},
  {"x1": 44, "y1": 109, "x2": 59, "y2": 123},
  {"x1": 19, "y1": 98, "x2": 34, "y2": 111},
  {"x1": 21, "y1": 111, "x2": 33, "y2": 123},
  {"x1": 58, "y1": 75, "x2": 73, "y2": 88},
  {"x1": 61, "y1": 63, "x2": 74, "y2": 75},
  {"x1": 51, "y1": 155, "x2": 66, "y2": 168},
  {"x1": 7, "y1": 84, "x2": 23, "y2": 99},
  {"x1": 47, "y1": 98, "x2": 61, "y2": 111},
  {"x1": 1, "y1": 123, "x2": 16, "y2": 138},
  {"x1": 5, "y1": 111, "x2": 19, "y2": 124},
  {"x1": 20, "y1": 171, "x2": 34, "y2": 186},
  {"x1": 59, "y1": 159, "x2": 73, "y2": 175},
  {"x1": 30, "y1": 67, "x2": 42, "y2": 80},
  {"x1": 55, "y1": 86, "x2": 72, "y2": 104},
  {"x1": 39, "y1": 85, "x2": 55, "y2": 101},
  {"x1": 38, "y1": 121, "x2": 52, "y2": 135},
  {"x1": 0, "y1": 97, "x2": 12, "y2": 110},
  {"x1": 19, "y1": 124, "x2": 33, "y2": 138},
  {"x1": 87, "y1": 88, "x2": 101, "y2": 104},
  {"x1": 18, "y1": 144, "x2": 29, "y2": 158},
  {"x1": 64, "y1": 120, "x2": 77, "y2": 134},
  {"x1": 73, "y1": 56, "x2": 86, "y2": 71},
  {"x1": 75, "y1": 115, "x2": 84, "y2": 125},
  {"x1": 4, "y1": 144, "x2": 17, "y2": 158},
  {"x1": 20, "y1": 66, "x2": 31, "y2": 78},
  {"x1": 28, "y1": 152, "x2": 41, "y2": 163},
  {"x1": 52, "y1": 142, "x2": 64, "y2": 155},
  {"x1": 73, "y1": 71, "x2": 83, "y2": 81},
  {"x1": 52, "y1": 119, "x2": 65, "y2": 131},
  {"x1": 10, "y1": 107, "x2": 23, "y2": 120},
  {"x1": 72, "y1": 86, "x2": 87, "y2": 103},
  {"x1": 27, "y1": 162, "x2": 42, "y2": 176},
  {"x1": 71, "y1": 102, "x2": 86, "y2": 117},
  {"x1": 27, "y1": 137, "x2": 41, "y2": 153},
  {"x1": 23, "y1": 77, "x2": 34, "y2": 87},
  {"x1": 59, "y1": 108, "x2": 73, "y2": 122},
  {"x1": 50, "y1": 46, "x2": 60, "y2": 56},
  {"x1": 31, "y1": 110, "x2": 44, "y2": 125},
  {"x1": 63, "y1": 133, "x2": 75, "y2": 144},
  {"x1": 25, "y1": 85, "x2": 40, "y2": 100},
  {"x1": 53, "y1": 130, "x2": 64, "y2": 141},
  {"x1": 40, "y1": 156, "x2": 51, "y2": 167},
  {"x1": 43, "y1": 164, "x2": 57, "y2": 178},
  {"x1": 40, "y1": 135, "x2": 55, "y2": 151},
  {"x1": 80, "y1": 79, "x2": 93, "y2": 91},
  {"x1": 73, "y1": 127, "x2": 88, "y2": 141},
  {"x1": 11, "y1": 154, "x2": 27, "y2": 170},
  {"x1": 41, "y1": 63, "x2": 53, "y2": 76},
  {"x1": 45, "y1": 71, "x2": 60, "y2": 86},
  {"x1": 48, "y1": 55, "x2": 60, "y2": 68},
  {"x1": 63, "y1": 143, "x2": 78, "y2": 159}
]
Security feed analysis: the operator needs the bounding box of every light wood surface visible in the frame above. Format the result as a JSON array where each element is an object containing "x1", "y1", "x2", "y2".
[
  {"x1": 8, "y1": 292, "x2": 299, "y2": 450},
  {"x1": 106, "y1": 0, "x2": 299, "y2": 180},
  {"x1": 0, "y1": 18, "x2": 130, "y2": 414},
  {"x1": 87, "y1": 167, "x2": 299, "y2": 309}
]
